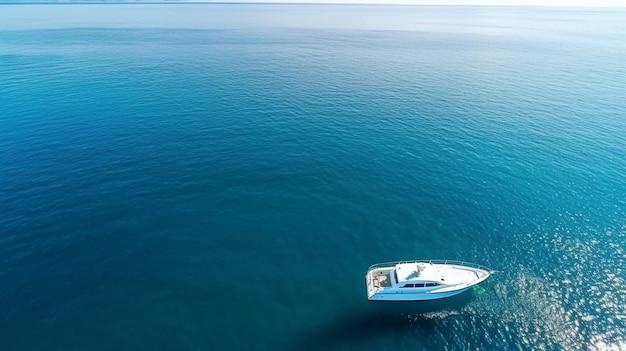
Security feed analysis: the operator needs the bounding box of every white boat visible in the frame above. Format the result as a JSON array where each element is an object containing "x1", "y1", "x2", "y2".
[{"x1": 366, "y1": 260, "x2": 494, "y2": 301}]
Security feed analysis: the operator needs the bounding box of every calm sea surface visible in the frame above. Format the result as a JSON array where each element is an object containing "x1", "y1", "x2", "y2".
[{"x1": 1, "y1": 4, "x2": 625, "y2": 350}]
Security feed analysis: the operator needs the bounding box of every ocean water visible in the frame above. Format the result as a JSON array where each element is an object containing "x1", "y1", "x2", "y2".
[{"x1": 1, "y1": 4, "x2": 625, "y2": 350}]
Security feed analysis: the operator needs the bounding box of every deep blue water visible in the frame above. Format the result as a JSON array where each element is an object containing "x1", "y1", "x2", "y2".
[{"x1": 1, "y1": 4, "x2": 625, "y2": 350}]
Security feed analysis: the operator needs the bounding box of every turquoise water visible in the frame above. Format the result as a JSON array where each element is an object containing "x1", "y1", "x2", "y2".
[{"x1": 1, "y1": 4, "x2": 625, "y2": 350}]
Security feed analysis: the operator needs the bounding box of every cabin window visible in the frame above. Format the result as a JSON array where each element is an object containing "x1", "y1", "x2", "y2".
[
  {"x1": 415, "y1": 283, "x2": 425, "y2": 288},
  {"x1": 402, "y1": 284, "x2": 414, "y2": 288},
  {"x1": 425, "y1": 283, "x2": 438, "y2": 287}
]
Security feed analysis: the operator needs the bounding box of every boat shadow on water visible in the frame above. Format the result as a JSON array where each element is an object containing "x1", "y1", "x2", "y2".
[{"x1": 292, "y1": 289, "x2": 474, "y2": 350}]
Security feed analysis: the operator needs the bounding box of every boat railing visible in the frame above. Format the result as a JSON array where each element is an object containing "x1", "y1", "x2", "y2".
[{"x1": 367, "y1": 259, "x2": 494, "y2": 273}]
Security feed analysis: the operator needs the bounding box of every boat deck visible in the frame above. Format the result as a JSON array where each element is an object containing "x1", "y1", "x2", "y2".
[
  {"x1": 371, "y1": 270, "x2": 393, "y2": 289},
  {"x1": 396, "y1": 262, "x2": 486, "y2": 285}
]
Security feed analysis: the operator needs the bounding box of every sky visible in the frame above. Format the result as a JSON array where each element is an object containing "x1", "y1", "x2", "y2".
[
  {"x1": 209, "y1": 0, "x2": 626, "y2": 6},
  {"x1": 5, "y1": 0, "x2": 625, "y2": 7}
]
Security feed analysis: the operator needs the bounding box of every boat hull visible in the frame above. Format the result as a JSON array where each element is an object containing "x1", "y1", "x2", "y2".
[{"x1": 368, "y1": 286, "x2": 471, "y2": 302}]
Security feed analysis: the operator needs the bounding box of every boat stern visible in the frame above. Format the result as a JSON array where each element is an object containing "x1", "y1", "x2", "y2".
[{"x1": 365, "y1": 265, "x2": 396, "y2": 299}]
